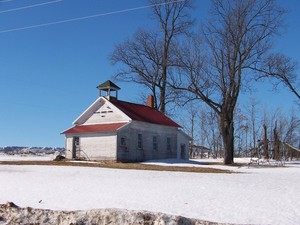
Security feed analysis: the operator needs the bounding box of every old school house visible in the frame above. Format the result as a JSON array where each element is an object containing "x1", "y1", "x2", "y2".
[{"x1": 62, "y1": 80, "x2": 190, "y2": 162}]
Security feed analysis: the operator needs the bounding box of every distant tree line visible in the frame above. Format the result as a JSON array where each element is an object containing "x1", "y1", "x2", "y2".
[
  {"x1": 184, "y1": 100, "x2": 300, "y2": 160},
  {"x1": 0, "y1": 146, "x2": 65, "y2": 155}
]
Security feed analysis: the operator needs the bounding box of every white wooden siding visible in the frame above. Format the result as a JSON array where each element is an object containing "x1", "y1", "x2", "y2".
[
  {"x1": 80, "y1": 133, "x2": 117, "y2": 160},
  {"x1": 73, "y1": 97, "x2": 130, "y2": 125},
  {"x1": 65, "y1": 133, "x2": 117, "y2": 160},
  {"x1": 117, "y1": 121, "x2": 178, "y2": 161},
  {"x1": 84, "y1": 102, "x2": 129, "y2": 125},
  {"x1": 65, "y1": 137, "x2": 73, "y2": 159},
  {"x1": 74, "y1": 98, "x2": 106, "y2": 125}
]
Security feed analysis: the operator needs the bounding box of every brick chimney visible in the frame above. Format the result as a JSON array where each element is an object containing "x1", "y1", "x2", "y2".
[{"x1": 147, "y1": 95, "x2": 154, "y2": 108}]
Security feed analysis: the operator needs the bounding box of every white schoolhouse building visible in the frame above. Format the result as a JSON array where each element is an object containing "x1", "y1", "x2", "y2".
[{"x1": 62, "y1": 80, "x2": 190, "y2": 162}]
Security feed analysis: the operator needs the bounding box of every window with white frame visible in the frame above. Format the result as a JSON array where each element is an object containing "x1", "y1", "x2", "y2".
[
  {"x1": 153, "y1": 136, "x2": 158, "y2": 151},
  {"x1": 120, "y1": 137, "x2": 126, "y2": 147},
  {"x1": 167, "y1": 137, "x2": 171, "y2": 151},
  {"x1": 138, "y1": 133, "x2": 143, "y2": 150}
]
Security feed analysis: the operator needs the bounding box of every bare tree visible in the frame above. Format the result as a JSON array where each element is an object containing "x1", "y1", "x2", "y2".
[
  {"x1": 111, "y1": 0, "x2": 193, "y2": 114},
  {"x1": 187, "y1": 104, "x2": 198, "y2": 158},
  {"x1": 273, "y1": 121, "x2": 281, "y2": 160},
  {"x1": 284, "y1": 110, "x2": 300, "y2": 145},
  {"x1": 284, "y1": 111, "x2": 300, "y2": 159},
  {"x1": 234, "y1": 107, "x2": 248, "y2": 157},
  {"x1": 204, "y1": 107, "x2": 223, "y2": 158},
  {"x1": 111, "y1": 29, "x2": 163, "y2": 109},
  {"x1": 262, "y1": 123, "x2": 269, "y2": 159},
  {"x1": 247, "y1": 97, "x2": 261, "y2": 156},
  {"x1": 256, "y1": 53, "x2": 300, "y2": 102},
  {"x1": 170, "y1": 0, "x2": 287, "y2": 164}
]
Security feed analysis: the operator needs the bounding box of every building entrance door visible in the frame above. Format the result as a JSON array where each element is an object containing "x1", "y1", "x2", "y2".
[
  {"x1": 180, "y1": 144, "x2": 186, "y2": 159},
  {"x1": 72, "y1": 137, "x2": 80, "y2": 159}
]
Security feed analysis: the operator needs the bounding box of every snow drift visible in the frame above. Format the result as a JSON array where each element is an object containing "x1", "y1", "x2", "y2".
[{"x1": 0, "y1": 202, "x2": 233, "y2": 225}]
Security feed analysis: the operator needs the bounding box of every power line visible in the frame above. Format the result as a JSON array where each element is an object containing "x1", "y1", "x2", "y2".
[
  {"x1": 0, "y1": 0, "x2": 185, "y2": 34},
  {"x1": 0, "y1": 0, "x2": 14, "y2": 3},
  {"x1": 0, "y1": 0, "x2": 63, "y2": 14}
]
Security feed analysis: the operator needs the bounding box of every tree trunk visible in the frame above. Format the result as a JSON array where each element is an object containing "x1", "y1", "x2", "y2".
[
  {"x1": 263, "y1": 124, "x2": 269, "y2": 159},
  {"x1": 219, "y1": 113, "x2": 234, "y2": 165},
  {"x1": 273, "y1": 125, "x2": 281, "y2": 161},
  {"x1": 160, "y1": 84, "x2": 166, "y2": 114},
  {"x1": 160, "y1": 38, "x2": 168, "y2": 114}
]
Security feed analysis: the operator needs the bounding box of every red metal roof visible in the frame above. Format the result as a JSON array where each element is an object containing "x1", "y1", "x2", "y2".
[
  {"x1": 111, "y1": 99, "x2": 180, "y2": 128},
  {"x1": 62, "y1": 122, "x2": 127, "y2": 134}
]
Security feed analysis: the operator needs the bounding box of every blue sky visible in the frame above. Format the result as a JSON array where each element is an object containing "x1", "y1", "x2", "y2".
[{"x1": 0, "y1": 0, "x2": 299, "y2": 147}]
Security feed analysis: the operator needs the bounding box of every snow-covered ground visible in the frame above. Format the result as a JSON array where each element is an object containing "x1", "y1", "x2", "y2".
[
  {"x1": 0, "y1": 153, "x2": 56, "y2": 161},
  {"x1": 0, "y1": 155, "x2": 299, "y2": 225}
]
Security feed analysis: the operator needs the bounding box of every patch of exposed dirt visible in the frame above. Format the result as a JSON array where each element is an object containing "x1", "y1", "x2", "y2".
[{"x1": 0, "y1": 160, "x2": 232, "y2": 173}]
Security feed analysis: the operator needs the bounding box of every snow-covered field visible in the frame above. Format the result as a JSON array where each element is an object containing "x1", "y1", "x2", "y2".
[
  {"x1": 0, "y1": 155, "x2": 299, "y2": 225},
  {"x1": 0, "y1": 154, "x2": 55, "y2": 161}
]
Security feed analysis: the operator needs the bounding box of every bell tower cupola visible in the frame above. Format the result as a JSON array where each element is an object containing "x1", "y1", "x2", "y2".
[{"x1": 96, "y1": 80, "x2": 120, "y2": 100}]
